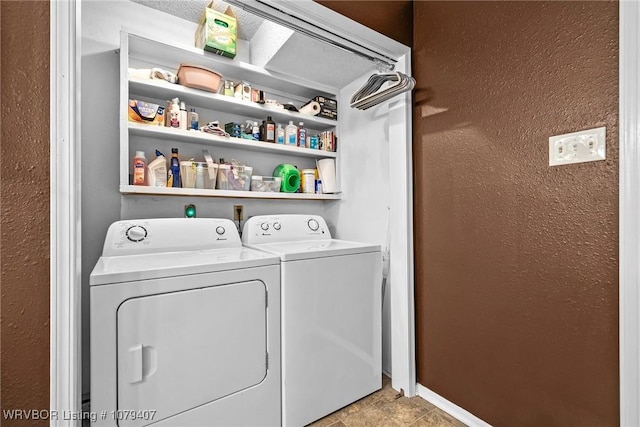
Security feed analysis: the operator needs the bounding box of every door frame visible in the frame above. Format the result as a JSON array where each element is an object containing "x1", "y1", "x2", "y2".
[
  {"x1": 50, "y1": 0, "x2": 82, "y2": 423},
  {"x1": 619, "y1": 1, "x2": 640, "y2": 426}
]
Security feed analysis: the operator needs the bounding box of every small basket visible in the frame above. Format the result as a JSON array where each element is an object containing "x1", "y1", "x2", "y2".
[{"x1": 177, "y1": 64, "x2": 222, "y2": 93}]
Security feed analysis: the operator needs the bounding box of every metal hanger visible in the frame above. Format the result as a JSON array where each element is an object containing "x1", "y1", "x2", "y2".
[{"x1": 350, "y1": 72, "x2": 415, "y2": 110}]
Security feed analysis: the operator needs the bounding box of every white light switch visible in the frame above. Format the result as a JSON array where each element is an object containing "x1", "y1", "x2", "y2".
[{"x1": 549, "y1": 127, "x2": 606, "y2": 166}]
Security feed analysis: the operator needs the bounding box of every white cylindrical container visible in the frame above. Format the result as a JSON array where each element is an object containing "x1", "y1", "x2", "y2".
[
  {"x1": 301, "y1": 169, "x2": 316, "y2": 194},
  {"x1": 179, "y1": 101, "x2": 188, "y2": 130}
]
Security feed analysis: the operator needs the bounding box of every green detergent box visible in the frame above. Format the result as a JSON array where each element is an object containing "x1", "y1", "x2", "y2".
[{"x1": 195, "y1": 3, "x2": 237, "y2": 59}]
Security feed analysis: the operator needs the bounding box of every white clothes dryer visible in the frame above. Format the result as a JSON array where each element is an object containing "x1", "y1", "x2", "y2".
[
  {"x1": 90, "y1": 218, "x2": 281, "y2": 427},
  {"x1": 242, "y1": 214, "x2": 382, "y2": 427}
]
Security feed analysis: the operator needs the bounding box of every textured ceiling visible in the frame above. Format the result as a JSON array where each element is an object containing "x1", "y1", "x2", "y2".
[
  {"x1": 131, "y1": 0, "x2": 265, "y2": 40},
  {"x1": 129, "y1": 0, "x2": 376, "y2": 88}
]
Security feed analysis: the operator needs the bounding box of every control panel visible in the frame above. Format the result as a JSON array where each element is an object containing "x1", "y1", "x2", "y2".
[
  {"x1": 101, "y1": 218, "x2": 240, "y2": 257},
  {"x1": 241, "y1": 215, "x2": 331, "y2": 245}
]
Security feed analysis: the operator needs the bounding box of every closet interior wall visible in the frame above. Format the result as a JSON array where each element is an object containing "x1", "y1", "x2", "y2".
[{"x1": 81, "y1": 0, "x2": 410, "y2": 396}]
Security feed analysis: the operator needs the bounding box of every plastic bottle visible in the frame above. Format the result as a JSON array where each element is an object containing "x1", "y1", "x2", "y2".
[
  {"x1": 164, "y1": 100, "x2": 172, "y2": 127},
  {"x1": 297, "y1": 122, "x2": 307, "y2": 148},
  {"x1": 188, "y1": 108, "x2": 199, "y2": 130},
  {"x1": 224, "y1": 81, "x2": 234, "y2": 97},
  {"x1": 179, "y1": 102, "x2": 188, "y2": 130},
  {"x1": 147, "y1": 150, "x2": 167, "y2": 187},
  {"x1": 132, "y1": 151, "x2": 147, "y2": 185},
  {"x1": 252, "y1": 122, "x2": 260, "y2": 140},
  {"x1": 301, "y1": 168, "x2": 315, "y2": 193},
  {"x1": 167, "y1": 148, "x2": 182, "y2": 187},
  {"x1": 286, "y1": 121, "x2": 298, "y2": 146},
  {"x1": 262, "y1": 116, "x2": 275, "y2": 142},
  {"x1": 168, "y1": 98, "x2": 180, "y2": 128},
  {"x1": 276, "y1": 124, "x2": 285, "y2": 144}
]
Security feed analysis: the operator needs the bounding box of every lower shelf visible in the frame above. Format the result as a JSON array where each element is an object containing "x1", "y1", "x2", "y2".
[{"x1": 120, "y1": 185, "x2": 341, "y2": 200}]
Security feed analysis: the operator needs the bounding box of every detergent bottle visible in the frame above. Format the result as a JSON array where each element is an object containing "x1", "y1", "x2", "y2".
[{"x1": 167, "y1": 148, "x2": 182, "y2": 187}]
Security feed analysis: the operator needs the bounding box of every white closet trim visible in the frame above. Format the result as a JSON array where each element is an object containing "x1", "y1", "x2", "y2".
[
  {"x1": 619, "y1": 1, "x2": 640, "y2": 425},
  {"x1": 50, "y1": 0, "x2": 82, "y2": 424}
]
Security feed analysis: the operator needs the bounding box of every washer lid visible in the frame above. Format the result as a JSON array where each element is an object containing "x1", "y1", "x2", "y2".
[
  {"x1": 246, "y1": 239, "x2": 380, "y2": 261},
  {"x1": 90, "y1": 247, "x2": 279, "y2": 286}
]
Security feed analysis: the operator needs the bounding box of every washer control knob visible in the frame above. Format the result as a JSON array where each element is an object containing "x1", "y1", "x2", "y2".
[
  {"x1": 307, "y1": 219, "x2": 319, "y2": 231},
  {"x1": 216, "y1": 226, "x2": 225, "y2": 235},
  {"x1": 126, "y1": 225, "x2": 147, "y2": 242},
  {"x1": 261, "y1": 223, "x2": 270, "y2": 231},
  {"x1": 273, "y1": 222, "x2": 281, "y2": 231}
]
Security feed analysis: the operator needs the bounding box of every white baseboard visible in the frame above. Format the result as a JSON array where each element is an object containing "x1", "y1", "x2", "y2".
[{"x1": 416, "y1": 383, "x2": 492, "y2": 427}]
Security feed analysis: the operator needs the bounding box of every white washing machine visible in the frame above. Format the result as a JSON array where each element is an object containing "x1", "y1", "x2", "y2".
[
  {"x1": 242, "y1": 214, "x2": 382, "y2": 427},
  {"x1": 90, "y1": 218, "x2": 281, "y2": 427}
]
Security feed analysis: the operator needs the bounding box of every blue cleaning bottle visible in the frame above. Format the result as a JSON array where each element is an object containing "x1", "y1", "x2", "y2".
[{"x1": 168, "y1": 147, "x2": 182, "y2": 187}]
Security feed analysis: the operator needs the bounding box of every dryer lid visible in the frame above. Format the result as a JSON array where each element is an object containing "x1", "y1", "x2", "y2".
[
  {"x1": 90, "y1": 247, "x2": 279, "y2": 286},
  {"x1": 246, "y1": 239, "x2": 380, "y2": 261}
]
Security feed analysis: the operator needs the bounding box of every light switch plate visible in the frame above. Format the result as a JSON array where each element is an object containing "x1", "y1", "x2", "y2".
[{"x1": 549, "y1": 127, "x2": 606, "y2": 166}]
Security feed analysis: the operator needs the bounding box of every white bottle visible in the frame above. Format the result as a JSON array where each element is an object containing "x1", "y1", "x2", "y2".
[
  {"x1": 179, "y1": 101, "x2": 188, "y2": 130},
  {"x1": 285, "y1": 121, "x2": 298, "y2": 146},
  {"x1": 168, "y1": 98, "x2": 180, "y2": 128},
  {"x1": 276, "y1": 124, "x2": 285, "y2": 144},
  {"x1": 252, "y1": 122, "x2": 260, "y2": 140},
  {"x1": 147, "y1": 150, "x2": 167, "y2": 187}
]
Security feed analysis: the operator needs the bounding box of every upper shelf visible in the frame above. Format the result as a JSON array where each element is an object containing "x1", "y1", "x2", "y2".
[
  {"x1": 129, "y1": 123, "x2": 337, "y2": 159},
  {"x1": 125, "y1": 31, "x2": 339, "y2": 100},
  {"x1": 129, "y1": 78, "x2": 337, "y2": 131}
]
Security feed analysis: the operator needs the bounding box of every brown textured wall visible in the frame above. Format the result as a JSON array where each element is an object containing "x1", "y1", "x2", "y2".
[
  {"x1": 413, "y1": 2, "x2": 619, "y2": 426},
  {"x1": 316, "y1": 1, "x2": 413, "y2": 47},
  {"x1": 1, "y1": 1, "x2": 50, "y2": 425}
]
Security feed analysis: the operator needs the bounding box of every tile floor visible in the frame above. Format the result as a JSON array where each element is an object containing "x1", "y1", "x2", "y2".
[{"x1": 308, "y1": 376, "x2": 467, "y2": 427}]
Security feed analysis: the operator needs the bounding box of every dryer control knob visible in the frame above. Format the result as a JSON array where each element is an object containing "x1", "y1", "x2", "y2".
[
  {"x1": 126, "y1": 225, "x2": 147, "y2": 242},
  {"x1": 273, "y1": 222, "x2": 281, "y2": 230},
  {"x1": 216, "y1": 226, "x2": 225, "y2": 235},
  {"x1": 307, "y1": 219, "x2": 319, "y2": 231},
  {"x1": 261, "y1": 223, "x2": 270, "y2": 231}
]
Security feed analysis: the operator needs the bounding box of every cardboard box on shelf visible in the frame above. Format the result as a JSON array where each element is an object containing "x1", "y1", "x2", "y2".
[
  {"x1": 314, "y1": 96, "x2": 338, "y2": 111},
  {"x1": 128, "y1": 99, "x2": 165, "y2": 126},
  {"x1": 195, "y1": 2, "x2": 237, "y2": 59},
  {"x1": 317, "y1": 108, "x2": 338, "y2": 121},
  {"x1": 224, "y1": 122, "x2": 242, "y2": 138},
  {"x1": 313, "y1": 96, "x2": 338, "y2": 120}
]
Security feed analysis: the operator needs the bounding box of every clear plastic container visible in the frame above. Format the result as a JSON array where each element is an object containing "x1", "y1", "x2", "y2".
[
  {"x1": 250, "y1": 176, "x2": 282, "y2": 192},
  {"x1": 216, "y1": 164, "x2": 253, "y2": 191},
  {"x1": 194, "y1": 162, "x2": 218, "y2": 189},
  {"x1": 180, "y1": 160, "x2": 197, "y2": 188}
]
